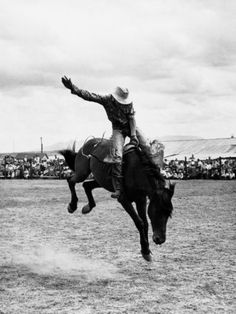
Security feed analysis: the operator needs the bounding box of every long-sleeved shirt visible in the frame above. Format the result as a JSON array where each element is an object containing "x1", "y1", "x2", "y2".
[{"x1": 71, "y1": 85, "x2": 135, "y2": 136}]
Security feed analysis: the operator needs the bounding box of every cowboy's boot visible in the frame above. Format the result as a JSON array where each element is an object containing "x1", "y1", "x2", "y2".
[
  {"x1": 111, "y1": 163, "x2": 123, "y2": 199},
  {"x1": 111, "y1": 175, "x2": 123, "y2": 199}
]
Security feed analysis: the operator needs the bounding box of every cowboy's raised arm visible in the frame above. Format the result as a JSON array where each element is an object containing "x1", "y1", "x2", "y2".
[{"x1": 61, "y1": 76, "x2": 107, "y2": 105}]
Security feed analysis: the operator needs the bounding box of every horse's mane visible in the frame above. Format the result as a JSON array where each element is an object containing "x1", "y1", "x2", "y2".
[{"x1": 136, "y1": 148, "x2": 166, "y2": 189}]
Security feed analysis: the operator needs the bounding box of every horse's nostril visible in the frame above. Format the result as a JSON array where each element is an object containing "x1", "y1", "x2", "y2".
[
  {"x1": 153, "y1": 235, "x2": 165, "y2": 245},
  {"x1": 153, "y1": 235, "x2": 159, "y2": 244}
]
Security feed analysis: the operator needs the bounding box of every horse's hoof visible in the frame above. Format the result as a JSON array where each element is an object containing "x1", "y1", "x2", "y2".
[
  {"x1": 82, "y1": 204, "x2": 93, "y2": 215},
  {"x1": 67, "y1": 204, "x2": 77, "y2": 214},
  {"x1": 142, "y1": 252, "x2": 152, "y2": 262}
]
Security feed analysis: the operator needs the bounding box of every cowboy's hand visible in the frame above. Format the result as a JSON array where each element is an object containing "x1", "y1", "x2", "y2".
[
  {"x1": 130, "y1": 135, "x2": 139, "y2": 146},
  {"x1": 61, "y1": 76, "x2": 73, "y2": 90}
]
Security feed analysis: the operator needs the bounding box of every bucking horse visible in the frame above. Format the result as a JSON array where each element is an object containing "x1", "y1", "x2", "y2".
[{"x1": 60, "y1": 138, "x2": 175, "y2": 261}]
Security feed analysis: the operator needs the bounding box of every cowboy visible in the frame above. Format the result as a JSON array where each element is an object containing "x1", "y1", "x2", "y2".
[{"x1": 61, "y1": 76, "x2": 160, "y2": 199}]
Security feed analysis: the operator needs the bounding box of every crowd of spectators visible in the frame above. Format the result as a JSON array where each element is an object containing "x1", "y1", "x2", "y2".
[
  {"x1": 0, "y1": 155, "x2": 72, "y2": 179},
  {"x1": 162, "y1": 156, "x2": 236, "y2": 180},
  {"x1": 1, "y1": 154, "x2": 236, "y2": 180}
]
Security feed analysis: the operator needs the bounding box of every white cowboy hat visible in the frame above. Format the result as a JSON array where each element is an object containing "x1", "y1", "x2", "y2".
[{"x1": 112, "y1": 86, "x2": 132, "y2": 105}]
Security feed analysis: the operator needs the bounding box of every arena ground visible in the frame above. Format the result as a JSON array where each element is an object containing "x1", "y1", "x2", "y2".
[{"x1": 0, "y1": 179, "x2": 235, "y2": 313}]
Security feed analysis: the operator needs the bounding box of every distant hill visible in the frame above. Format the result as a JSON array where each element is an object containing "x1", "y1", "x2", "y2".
[
  {"x1": 43, "y1": 136, "x2": 204, "y2": 153},
  {"x1": 1, "y1": 136, "x2": 235, "y2": 161},
  {"x1": 44, "y1": 136, "x2": 203, "y2": 151},
  {"x1": 159, "y1": 135, "x2": 203, "y2": 141}
]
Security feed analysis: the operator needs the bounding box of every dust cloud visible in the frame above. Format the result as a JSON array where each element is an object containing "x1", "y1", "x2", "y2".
[{"x1": 12, "y1": 243, "x2": 123, "y2": 281}]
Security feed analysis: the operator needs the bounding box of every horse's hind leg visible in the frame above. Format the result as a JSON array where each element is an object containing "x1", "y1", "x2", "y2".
[
  {"x1": 82, "y1": 179, "x2": 101, "y2": 214},
  {"x1": 67, "y1": 153, "x2": 91, "y2": 214},
  {"x1": 67, "y1": 176, "x2": 79, "y2": 213}
]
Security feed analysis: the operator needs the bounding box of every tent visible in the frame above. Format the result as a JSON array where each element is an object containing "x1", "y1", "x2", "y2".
[{"x1": 162, "y1": 137, "x2": 236, "y2": 160}]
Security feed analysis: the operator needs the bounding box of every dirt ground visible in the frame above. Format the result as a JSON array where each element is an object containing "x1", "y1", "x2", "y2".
[{"x1": 0, "y1": 179, "x2": 235, "y2": 313}]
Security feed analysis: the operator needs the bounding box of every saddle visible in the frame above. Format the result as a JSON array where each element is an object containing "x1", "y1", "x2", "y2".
[{"x1": 90, "y1": 139, "x2": 137, "y2": 164}]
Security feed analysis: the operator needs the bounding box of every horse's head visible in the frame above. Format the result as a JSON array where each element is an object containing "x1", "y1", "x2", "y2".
[{"x1": 148, "y1": 182, "x2": 175, "y2": 245}]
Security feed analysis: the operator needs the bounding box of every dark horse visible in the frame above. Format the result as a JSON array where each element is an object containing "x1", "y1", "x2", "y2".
[{"x1": 60, "y1": 138, "x2": 175, "y2": 261}]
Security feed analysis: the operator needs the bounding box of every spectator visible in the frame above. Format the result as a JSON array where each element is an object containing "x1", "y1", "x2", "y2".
[{"x1": 0, "y1": 153, "x2": 236, "y2": 181}]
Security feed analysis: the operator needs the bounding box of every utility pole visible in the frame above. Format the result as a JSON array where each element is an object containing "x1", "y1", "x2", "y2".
[
  {"x1": 4, "y1": 155, "x2": 7, "y2": 179},
  {"x1": 40, "y1": 137, "x2": 43, "y2": 153}
]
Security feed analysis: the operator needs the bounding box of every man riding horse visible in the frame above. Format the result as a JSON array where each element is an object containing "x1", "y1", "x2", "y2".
[{"x1": 61, "y1": 76, "x2": 163, "y2": 199}]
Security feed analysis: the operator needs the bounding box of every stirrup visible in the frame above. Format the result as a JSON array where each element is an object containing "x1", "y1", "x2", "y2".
[{"x1": 111, "y1": 190, "x2": 121, "y2": 199}]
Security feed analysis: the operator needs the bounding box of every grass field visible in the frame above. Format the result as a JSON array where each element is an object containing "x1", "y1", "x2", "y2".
[{"x1": 0, "y1": 179, "x2": 235, "y2": 313}]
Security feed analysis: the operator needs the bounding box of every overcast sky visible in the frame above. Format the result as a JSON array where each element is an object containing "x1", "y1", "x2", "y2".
[{"x1": 0, "y1": 0, "x2": 236, "y2": 152}]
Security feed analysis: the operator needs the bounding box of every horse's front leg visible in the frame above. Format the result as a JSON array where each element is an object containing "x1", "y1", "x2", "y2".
[
  {"x1": 119, "y1": 196, "x2": 152, "y2": 262},
  {"x1": 135, "y1": 197, "x2": 151, "y2": 260},
  {"x1": 82, "y1": 179, "x2": 100, "y2": 214},
  {"x1": 67, "y1": 175, "x2": 78, "y2": 213}
]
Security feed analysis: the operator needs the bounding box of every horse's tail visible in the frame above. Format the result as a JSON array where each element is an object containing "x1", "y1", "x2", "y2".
[{"x1": 59, "y1": 149, "x2": 76, "y2": 171}]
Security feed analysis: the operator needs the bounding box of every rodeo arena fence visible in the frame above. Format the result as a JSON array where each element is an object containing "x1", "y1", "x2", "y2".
[{"x1": 0, "y1": 137, "x2": 236, "y2": 180}]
